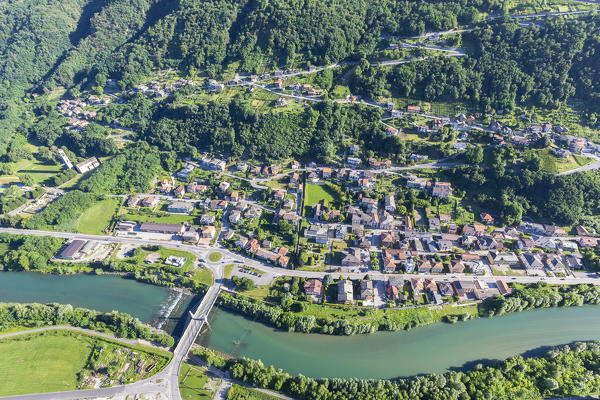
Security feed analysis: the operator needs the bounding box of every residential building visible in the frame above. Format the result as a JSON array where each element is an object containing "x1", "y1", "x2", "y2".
[
  {"x1": 139, "y1": 222, "x2": 185, "y2": 235},
  {"x1": 304, "y1": 279, "x2": 323, "y2": 298},
  {"x1": 360, "y1": 280, "x2": 374, "y2": 303},
  {"x1": 432, "y1": 182, "x2": 453, "y2": 198},
  {"x1": 141, "y1": 197, "x2": 159, "y2": 208},
  {"x1": 337, "y1": 280, "x2": 354, "y2": 304},
  {"x1": 167, "y1": 201, "x2": 194, "y2": 214},
  {"x1": 75, "y1": 157, "x2": 100, "y2": 174}
]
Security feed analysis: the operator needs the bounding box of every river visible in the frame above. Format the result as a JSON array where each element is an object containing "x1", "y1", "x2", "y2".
[
  {"x1": 4, "y1": 271, "x2": 600, "y2": 380},
  {"x1": 0, "y1": 272, "x2": 196, "y2": 335},
  {"x1": 198, "y1": 306, "x2": 600, "y2": 379}
]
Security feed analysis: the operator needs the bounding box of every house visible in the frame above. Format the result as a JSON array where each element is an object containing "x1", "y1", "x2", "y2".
[
  {"x1": 342, "y1": 248, "x2": 363, "y2": 267},
  {"x1": 201, "y1": 226, "x2": 216, "y2": 238},
  {"x1": 418, "y1": 125, "x2": 428, "y2": 133},
  {"x1": 477, "y1": 236, "x2": 499, "y2": 251},
  {"x1": 487, "y1": 251, "x2": 519, "y2": 266},
  {"x1": 304, "y1": 279, "x2": 323, "y2": 298},
  {"x1": 386, "y1": 276, "x2": 405, "y2": 301},
  {"x1": 236, "y1": 161, "x2": 248, "y2": 172},
  {"x1": 399, "y1": 215, "x2": 413, "y2": 230},
  {"x1": 141, "y1": 197, "x2": 159, "y2": 208},
  {"x1": 384, "y1": 195, "x2": 396, "y2": 213},
  {"x1": 273, "y1": 190, "x2": 286, "y2": 201},
  {"x1": 360, "y1": 280, "x2": 374, "y2": 303},
  {"x1": 480, "y1": 213, "x2": 495, "y2": 224},
  {"x1": 200, "y1": 214, "x2": 216, "y2": 225},
  {"x1": 75, "y1": 157, "x2": 100, "y2": 174},
  {"x1": 418, "y1": 260, "x2": 433, "y2": 273},
  {"x1": 139, "y1": 222, "x2": 185, "y2": 235},
  {"x1": 167, "y1": 201, "x2": 194, "y2": 214},
  {"x1": 576, "y1": 225, "x2": 591, "y2": 236},
  {"x1": 347, "y1": 157, "x2": 362, "y2": 167},
  {"x1": 218, "y1": 181, "x2": 230, "y2": 192},
  {"x1": 450, "y1": 259, "x2": 465, "y2": 273},
  {"x1": 520, "y1": 253, "x2": 545, "y2": 271},
  {"x1": 429, "y1": 217, "x2": 441, "y2": 232},
  {"x1": 452, "y1": 280, "x2": 476, "y2": 300},
  {"x1": 545, "y1": 253, "x2": 566, "y2": 272},
  {"x1": 579, "y1": 236, "x2": 598, "y2": 248},
  {"x1": 174, "y1": 185, "x2": 185, "y2": 197},
  {"x1": 439, "y1": 213, "x2": 451, "y2": 224},
  {"x1": 305, "y1": 225, "x2": 329, "y2": 244},
  {"x1": 321, "y1": 167, "x2": 332, "y2": 178},
  {"x1": 182, "y1": 229, "x2": 199, "y2": 243},
  {"x1": 534, "y1": 236, "x2": 559, "y2": 250},
  {"x1": 545, "y1": 225, "x2": 566, "y2": 237},
  {"x1": 282, "y1": 198, "x2": 295, "y2": 210},
  {"x1": 411, "y1": 278, "x2": 425, "y2": 302},
  {"x1": 385, "y1": 126, "x2": 399, "y2": 136},
  {"x1": 229, "y1": 210, "x2": 242, "y2": 224},
  {"x1": 244, "y1": 206, "x2": 262, "y2": 219},
  {"x1": 432, "y1": 182, "x2": 453, "y2": 198},
  {"x1": 438, "y1": 281, "x2": 455, "y2": 297},
  {"x1": 518, "y1": 238, "x2": 535, "y2": 251},
  {"x1": 337, "y1": 280, "x2": 354, "y2": 304},
  {"x1": 407, "y1": 105, "x2": 421, "y2": 113},
  {"x1": 290, "y1": 160, "x2": 301, "y2": 169},
  {"x1": 235, "y1": 236, "x2": 249, "y2": 249}
]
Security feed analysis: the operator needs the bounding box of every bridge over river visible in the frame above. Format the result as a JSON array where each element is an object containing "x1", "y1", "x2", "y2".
[{"x1": 0, "y1": 282, "x2": 222, "y2": 400}]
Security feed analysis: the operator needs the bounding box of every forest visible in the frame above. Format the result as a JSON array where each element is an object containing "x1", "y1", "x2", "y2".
[
  {"x1": 0, "y1": 302, "x2": 174, "y2": 346},
  {"x1": 196, "y1": 341, "x2": 600, "y2": 399}
]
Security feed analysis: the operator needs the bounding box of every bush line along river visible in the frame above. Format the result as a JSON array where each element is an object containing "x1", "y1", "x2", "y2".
[{"x1": 4, "y1": 272, "x2": 600, "y2": 379}]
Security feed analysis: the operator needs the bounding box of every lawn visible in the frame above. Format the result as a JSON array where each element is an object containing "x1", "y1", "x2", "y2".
[
  {"x1": 224, "y1": 264, "x2": 235, "y2": 279},
  {"x1": 12, "y1": 158, "x2": 63, "y2": 185},
  {"x1": 75, "y1": 198, "x2": 121, "y2": 234},
  {"x1": 194, "y1": 268, "x2": 214, "y2": 286},
  {"x1": 179, "y1": 363, "x2": 217, "y2": 400},
  {"x1": 209, "y1": 252, "x2": 222, "y2": 262},
  {"x1": 304, "y1": 183, "x2": 341, "y2": 215}
]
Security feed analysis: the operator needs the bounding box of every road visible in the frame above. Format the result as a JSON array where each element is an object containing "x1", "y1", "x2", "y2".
[
  {"x1": 0, "y1": 326, "x2": 140, "y2": 346},
  {"x1": 557, "y1": 154, "x2": 600, "y2": 176},
  {"x1": 2, "y1": 227, "x2": 599, "y2": 287}
]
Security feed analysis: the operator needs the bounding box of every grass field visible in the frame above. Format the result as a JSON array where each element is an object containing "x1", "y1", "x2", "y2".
[
  {"x1": 209, "y1": 252, "x2": 222, "y2": 262},
  {"x1": 304, "y1": 183, "x2": 341, "y2": 215},
  {"x1": 194, "y1": 268, "x2": 214, "y2": 286},
  {"x1": 179, "y1": 363, "x2": 217, "y2": 400},
  {"x1": 0, "y1": 330, "x2": 170, "y2": 396},
  {"x1": 224, "y1": 264, "x2": 235, "y2": 279},
  {"x1": 227, "y1": 384, "x2": 281, "y2": 400},
  {"x1": 75, "y1": 198, "x2": 121, "y2": 234},
  {"x1": 0, "y1": 331, "x2": 92, "y2": 396}
]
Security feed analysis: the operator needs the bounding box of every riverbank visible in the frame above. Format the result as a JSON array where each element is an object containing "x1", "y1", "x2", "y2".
[{"x1": 217, "y1": 283, "x2": 600, "y2": 336}]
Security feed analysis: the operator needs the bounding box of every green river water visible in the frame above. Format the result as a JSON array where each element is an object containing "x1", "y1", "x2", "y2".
[
  {"x1": 3, "y1": 271, "x2": 600, "y2": 380},
  {"x1": 0, "y1": 272, "x2": 195, "y2": 334},
  {"x1": 199, "y1": 306, "x2": 600, "y2": 379}
]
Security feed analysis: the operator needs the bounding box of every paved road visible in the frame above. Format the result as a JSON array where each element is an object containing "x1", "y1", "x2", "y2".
[
  {"x1": 0, "y1": 326, "x2": 140, "y2": 346},
  {"x1": 557, "y1": 154, "x2": 600, "y2": 176}
]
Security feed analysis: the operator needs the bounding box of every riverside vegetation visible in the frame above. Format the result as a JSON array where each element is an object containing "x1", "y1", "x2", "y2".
[
  {"x1": 0, "y1": 302, "x2": 174, "y2": 346},
  {"x1": 218, "y1": 283, "x2": 600, "y2": 335},
  {"x1": 196, "y1": 342, "x2": 600, "y2": 400}
]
